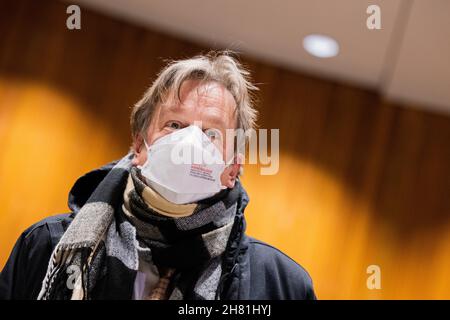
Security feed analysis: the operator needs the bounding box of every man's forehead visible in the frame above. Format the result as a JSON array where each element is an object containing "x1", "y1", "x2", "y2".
[
  {"x1": 163, "y1": 99, "x2": 234, "y2": 115},
  {"x1": 166, "y1": 81, "x2": 235, "y2": 109},
  {"x1": 157, "y1": 80, "x2": 237, "y2": 127}
]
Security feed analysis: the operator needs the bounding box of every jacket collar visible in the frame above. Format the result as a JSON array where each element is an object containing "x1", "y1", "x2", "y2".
[{"x1": 68, "y1": 159, "x2": 120, "y2": 213}]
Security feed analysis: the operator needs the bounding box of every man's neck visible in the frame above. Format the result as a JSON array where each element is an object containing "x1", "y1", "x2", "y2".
[{"x1": 123, "y1": 174, "x2": 197, "y2": 218}]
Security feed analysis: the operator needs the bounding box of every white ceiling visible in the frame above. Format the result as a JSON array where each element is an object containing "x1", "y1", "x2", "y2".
[{"x1": 74, "y1": 0, "x2": 450, "y2": 115}]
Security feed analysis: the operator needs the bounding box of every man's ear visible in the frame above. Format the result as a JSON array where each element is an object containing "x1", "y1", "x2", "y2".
[
  {"x1": 221, "y1": 153, "x2": 243, "y2": 188},
  {"x1": 131, "y1": 135, "x2": 144, "y2": 166}
]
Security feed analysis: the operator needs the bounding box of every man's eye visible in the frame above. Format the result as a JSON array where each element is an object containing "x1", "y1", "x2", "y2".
[
  {"x1": 166, "y1": 121, "x2": 181, "y2": 130},
  {"x1": 204, "y1": 128, "x2": 221, "y2": 142}
]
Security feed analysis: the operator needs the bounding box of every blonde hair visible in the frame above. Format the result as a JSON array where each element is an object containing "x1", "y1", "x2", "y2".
[{"x1": 130, "y1": 50, "x2": 258, "y2": 140}]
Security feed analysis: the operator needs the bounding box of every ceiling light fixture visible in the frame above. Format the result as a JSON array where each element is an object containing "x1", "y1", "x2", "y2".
[{"x1": 303, "y1": 34, "x2": 339, "y2": 58}]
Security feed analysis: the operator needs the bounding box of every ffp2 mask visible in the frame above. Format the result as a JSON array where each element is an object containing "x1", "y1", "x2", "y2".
[{"x1": 138, "y1": 125, "x2": 229, "y2": 204}]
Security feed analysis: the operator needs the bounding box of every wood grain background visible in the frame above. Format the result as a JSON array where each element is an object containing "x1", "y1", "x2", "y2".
[{"x1": 0, "y1": 0, "x2": 449, "y2": 298}]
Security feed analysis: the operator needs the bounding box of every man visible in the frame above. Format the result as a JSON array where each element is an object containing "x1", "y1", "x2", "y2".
[{"x1": 0, "y1": 51, "x2": 315, "y2": 300}]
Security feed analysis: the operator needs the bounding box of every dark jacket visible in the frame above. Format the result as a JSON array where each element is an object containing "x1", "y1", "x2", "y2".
[{"x1": 0, "y1": 160, "x2": 316, "y2": 300}]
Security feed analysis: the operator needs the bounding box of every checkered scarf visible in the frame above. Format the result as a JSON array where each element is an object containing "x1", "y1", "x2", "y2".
[{"x1": 38, "y1": 153, "x2": 238, "y2": 300}]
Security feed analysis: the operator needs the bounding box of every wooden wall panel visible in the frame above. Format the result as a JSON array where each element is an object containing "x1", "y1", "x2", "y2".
[{"x1": 0, "y1": 0, "x2": 449, "y2": 299}]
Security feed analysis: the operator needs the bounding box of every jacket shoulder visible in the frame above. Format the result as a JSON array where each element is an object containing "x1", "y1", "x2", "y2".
[
  {"x1": 23, "y1": 213, "x2": 72, "y2": 245},
  {"x1": 0, "y1": 213, "x2": 72, "y2": 299},
  {"x1": 246, "y1": 237, "x2": 316, "y2": 300}
]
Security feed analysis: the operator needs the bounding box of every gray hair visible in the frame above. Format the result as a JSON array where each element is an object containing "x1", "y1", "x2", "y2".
[{"x1": 130, "y1": 50, "x2": 258, "y2": 141}]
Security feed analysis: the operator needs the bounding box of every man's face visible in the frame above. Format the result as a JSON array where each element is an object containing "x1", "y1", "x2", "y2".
[{"x1": 132, "y1": 79, "x2": 242, "y2": 188}]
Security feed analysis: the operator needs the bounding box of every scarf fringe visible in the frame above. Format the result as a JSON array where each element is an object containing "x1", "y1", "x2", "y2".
[{"x1": 38, "y1": 244, "x2": 93, "y2": 300}]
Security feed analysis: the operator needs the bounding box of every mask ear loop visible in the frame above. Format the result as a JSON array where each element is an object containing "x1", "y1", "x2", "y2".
[
  {"x1": 143, "y1": 138, "x2": 150, "y2": 151},
  {"x1": 136, "y1": 137, "x2": 151, "y2": 170},
  {"x1": 222, "y1": 131, "x2": 247, "y2": 189},
  {"x1": 220, "y1": 147, "x2": 241, "y2": 190}
]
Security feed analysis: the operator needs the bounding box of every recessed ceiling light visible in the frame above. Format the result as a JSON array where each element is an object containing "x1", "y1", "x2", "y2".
[{"x1": 303, "y1": 34, "x2": 339, "y2": 58}]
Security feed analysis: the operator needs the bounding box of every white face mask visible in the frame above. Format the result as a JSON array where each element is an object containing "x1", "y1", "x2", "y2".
[{"x1": 138, "y1": 125, "x2": 229, "y2": 204}]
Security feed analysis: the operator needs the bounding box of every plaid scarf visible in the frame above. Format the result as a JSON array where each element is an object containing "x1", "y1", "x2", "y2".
[{"x1": 38, "y1": 153, "x2": 239, "y2": 300}]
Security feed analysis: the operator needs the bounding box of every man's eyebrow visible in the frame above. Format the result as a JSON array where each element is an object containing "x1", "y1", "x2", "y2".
[
  {"x1": 161, "y1": 101, "x2": 179, "y2": 111},
  {"x1": 163, "y1": 104, "x2": 231, "y2": 129},
  {"x1": 159, "y1": 111, "x2": 190, "y2": 127},
  {"x1": 202, "y1": 115, "x2": 228, "y2": 129}
]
